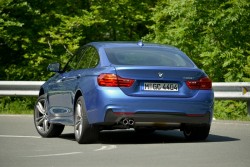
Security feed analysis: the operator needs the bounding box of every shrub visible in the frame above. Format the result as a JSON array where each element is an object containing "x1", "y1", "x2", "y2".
[
  {"x1": 214, "y1": 100, "x2": 249, "y2": 120},
  {"x1": 0, "y1": 97, "x2": 35, "y2": 114}
]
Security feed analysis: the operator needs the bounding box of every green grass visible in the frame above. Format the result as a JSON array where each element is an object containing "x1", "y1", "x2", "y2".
[
  {"x1": 0, "y1": 97, "x2": 35, "y2": 115},
  {"x1": 0, "y1": 110, "x2": 33, "y2": 115},
  {"x1": 214, "y1": 100, "x2": 250, "y2": 121}
]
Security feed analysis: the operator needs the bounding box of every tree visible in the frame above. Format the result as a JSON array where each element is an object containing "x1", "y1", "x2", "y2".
[
  {"x1": 87, "y1": 0, "x2": 155, "y2": 41},
  {"x1": 0, "y1": 0, "x2": 104, "y2": 80},
  {"x1": 0, "y1": 0, "x2": 155, "y2": 81},
  {"x1": 145, "y1": 0, "x2": 250, "y2": 82}
]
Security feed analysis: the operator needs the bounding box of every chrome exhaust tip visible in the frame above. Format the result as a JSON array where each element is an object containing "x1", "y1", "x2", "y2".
[
  {"x1": 128, "y1": 119, "x2": 134, "y2": 126},
  {"x1": 122, "y1": 118, "x2": 129, "y2": 126}
]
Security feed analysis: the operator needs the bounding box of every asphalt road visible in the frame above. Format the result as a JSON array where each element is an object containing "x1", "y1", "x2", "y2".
[{"x1": 0, "y1": 115, "x2": 250, "y2": 167}]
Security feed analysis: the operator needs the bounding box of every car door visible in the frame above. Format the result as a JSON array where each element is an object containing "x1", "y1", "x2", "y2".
[{"x1": 47, "y1": 46, "x2": 89, "y2": 119}]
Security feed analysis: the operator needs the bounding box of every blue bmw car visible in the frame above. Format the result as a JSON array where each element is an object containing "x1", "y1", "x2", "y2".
[{"x1": 34, "y1": 41, "x2": 214, "y2": 144}]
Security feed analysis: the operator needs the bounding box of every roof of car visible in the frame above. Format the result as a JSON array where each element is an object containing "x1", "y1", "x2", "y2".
[{"x1": 88, "y1": 41, "x2": 179, "y2": 51}]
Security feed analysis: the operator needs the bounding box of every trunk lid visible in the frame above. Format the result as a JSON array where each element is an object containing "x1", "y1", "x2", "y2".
[{"x1": 114, "y1": 66, "x2": 206, "y2": 98}]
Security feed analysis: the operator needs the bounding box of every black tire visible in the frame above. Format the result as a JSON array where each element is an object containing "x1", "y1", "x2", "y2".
[
  {"x1": 34, "y1": 94, "x2": 65, "y2": 137},
  {"x1": 183, "y1": 124, "x2": 210, "y2": 141},
  {"x1": 74, "y1": 96, "x2": 98, "y2": 144}
]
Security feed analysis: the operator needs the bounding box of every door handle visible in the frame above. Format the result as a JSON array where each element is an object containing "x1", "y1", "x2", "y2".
[
  {"x1": 57, "y1": 75, "x2": 81, "y2": 83},
  {"x1": 76, "y1": 74, "x2": 81, "y2": 79}
]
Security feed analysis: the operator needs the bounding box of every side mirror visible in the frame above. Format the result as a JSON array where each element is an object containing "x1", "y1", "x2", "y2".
[{"x1": 47, "y1": 63, "x2": 61, "y2": 72}]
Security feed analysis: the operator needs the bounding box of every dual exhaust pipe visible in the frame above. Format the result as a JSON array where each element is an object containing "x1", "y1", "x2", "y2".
[{"x1": 121, "y1": 118, "x2": 134, "y2": 126}]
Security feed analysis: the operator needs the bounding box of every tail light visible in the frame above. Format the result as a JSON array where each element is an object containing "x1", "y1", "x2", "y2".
[
  {"x1": 186, "y1": 77, "x2": 212, "y2": 90},
  {"x1": 97, "y1": 73, "x2": 135, "y2": 87}
]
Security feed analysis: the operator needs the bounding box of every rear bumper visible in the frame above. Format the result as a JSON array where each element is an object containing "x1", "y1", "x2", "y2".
[
  {"x1": 104, "y1": 109, "x2": 211, "y2": 125},
  {"x1": 86, "y1": 87, "x2": 214, "y2": 125}
]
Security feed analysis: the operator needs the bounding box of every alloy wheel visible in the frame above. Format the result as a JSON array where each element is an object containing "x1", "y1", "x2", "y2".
[
  {"x1": 35, "y1": 98, "x2": 50, "y2": 134},
  {"x1": 75, "y1": 102, "x2": 83, "y2": 139}
]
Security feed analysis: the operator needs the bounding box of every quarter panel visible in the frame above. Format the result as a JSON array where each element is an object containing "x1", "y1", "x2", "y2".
[{"x1": 76, "y1": 67, "x2": 117, "y2": 123}]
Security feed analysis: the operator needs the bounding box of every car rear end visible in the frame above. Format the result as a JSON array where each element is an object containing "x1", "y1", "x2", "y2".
[{"x1": 94, "y1": 43, "x2": 214, "y2": 131}]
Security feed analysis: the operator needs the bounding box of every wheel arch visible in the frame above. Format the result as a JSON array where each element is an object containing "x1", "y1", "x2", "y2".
[
  {"x1": 74, "y1": 90, "x2": 96, "y2": 124},
  {"x1": 39, "y1": 88, "x2": 45, "y2": 96},
  {"x1": 74, "y1": 90, "x2": 83, "y2": 112}
]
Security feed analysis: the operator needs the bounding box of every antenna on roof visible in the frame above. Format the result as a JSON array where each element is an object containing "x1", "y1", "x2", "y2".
[{"x1": 137, "y1": 39, "x2": 144, "y2": 47}]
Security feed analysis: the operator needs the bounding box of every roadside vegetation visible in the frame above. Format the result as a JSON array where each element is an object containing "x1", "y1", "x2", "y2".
[
  {"x1": 214, "y1": 100, "x2": 250, "y2": 121},
  {"x1": 0, "y1": 97, "x2": 35, "y2": 115},
  {"x1": 0, "y1": 0, "x2": 249, "y2": 120}
]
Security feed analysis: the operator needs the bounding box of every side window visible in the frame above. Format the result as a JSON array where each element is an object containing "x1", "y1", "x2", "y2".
[
  {"x1": 64, "y1": 46, "x2": 87, "y2": 71},
  {"x1": 76, "y1": 46, "x2": 99, "y2": 69}
]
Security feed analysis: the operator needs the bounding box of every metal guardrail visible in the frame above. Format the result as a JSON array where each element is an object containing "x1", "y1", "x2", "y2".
[
  {"x1": 0, "y1": 81, "x2": 44, "y2": 96},
  {"x1": 213, "y1": 82, "x2": 250, "y2": 115},
  {"x1": 0, "y1": 81, "x2": 250, "y2": 114},
  {"x1": 213, "y1": 82, "x2": 250, "y2": 100}
]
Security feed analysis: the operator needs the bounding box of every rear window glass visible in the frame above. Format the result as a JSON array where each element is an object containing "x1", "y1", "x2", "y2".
[{"x1": 105, "y1": 47, "x2": 194, "y2": 67}]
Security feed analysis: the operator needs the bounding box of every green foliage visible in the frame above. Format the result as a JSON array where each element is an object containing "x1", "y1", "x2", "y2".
[
  {"x1": 145, "y1": 0, "x2": 250, "y2": 82},
  {"x1": 0, "y1": 97, "x2": 35, "y2": 114},
  {"x1": 243, "y1": 53, "x2": 250, "y2": 82},
  {"x1": 0, "y1": 0, "x2": 153, "y2": 81},
  {"x1": 1, "y1": 0, "x2": 249, "y2": 81},
  {"x1": 1, "y1": 0, "x2": 96, "y2": 80},
  {"x1": 214, "y1": 100, "x2": 249, "y2": 121},
  {"x1": 88, "y1": 0, "x2": 155, "y2": 41}
]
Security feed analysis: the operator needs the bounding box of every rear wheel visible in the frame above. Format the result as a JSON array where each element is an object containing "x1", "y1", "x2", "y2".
[
  {"x1": 183, "y1": 124, "x2": 210, "y2": 141},
  {"x1": 74, "y1": 96, "x2": 98, "y2": 144},
  {"x1": 34, "y1": 95, "x2": 64, "y2": 137}
]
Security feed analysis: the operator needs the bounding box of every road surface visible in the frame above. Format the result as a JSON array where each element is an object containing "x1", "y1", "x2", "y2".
[{"x1": 0, "y1": 115, "x2": 250, "y2": 167}]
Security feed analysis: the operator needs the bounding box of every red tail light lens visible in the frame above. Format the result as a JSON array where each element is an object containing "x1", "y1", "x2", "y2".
[
  {"x1": 97, "y1": 74, "x2": 135, "y2": 87},
  {"x1": 186, "y1": 77, "x2": 212, "y2": 90}
]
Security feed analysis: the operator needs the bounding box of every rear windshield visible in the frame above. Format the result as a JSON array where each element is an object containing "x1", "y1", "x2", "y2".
[{"x1": 105, "y1": 47, "x2": 194, "y2": 67}]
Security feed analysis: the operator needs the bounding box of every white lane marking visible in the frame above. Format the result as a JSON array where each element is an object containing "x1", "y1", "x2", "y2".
[
  {"x1": 94, "y1": 145, "x2": 117, "y2": 151},
  {"x1": 22, "y1": 152, "x2": 82, "y2": 158},
  {"x1": 0, "y1": 135, "x2": 41, "y2": 138}
]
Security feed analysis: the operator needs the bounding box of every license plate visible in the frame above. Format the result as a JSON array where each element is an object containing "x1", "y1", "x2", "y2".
[{"x1": 144, "y1": 82, "x2": 178, "y2": 91}]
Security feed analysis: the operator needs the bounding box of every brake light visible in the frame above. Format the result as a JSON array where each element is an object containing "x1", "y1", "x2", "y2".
[
  {"x1": 186, "y1": 77, "x2": 212, "y2": 90},
  {"x1": 97, "y1": 74, "x2": 135, "y2": 87}
]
